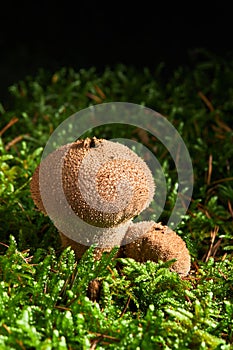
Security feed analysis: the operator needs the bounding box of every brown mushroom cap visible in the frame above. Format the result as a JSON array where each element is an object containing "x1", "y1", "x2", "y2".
[
  {"x1": 30, "y1": 137, "x2": 155, "y2": 228},
  {"x1": 122, "y1": 221, "x2": 191, "y2": 276}
]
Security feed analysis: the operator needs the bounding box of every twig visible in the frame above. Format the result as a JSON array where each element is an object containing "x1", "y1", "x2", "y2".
[
  {"x1": 215, "y1": 115, "x2": 232, "y2": 132},
  {"x1": 0, "y1": 242, "x2": 9, "y2": 248},
  {"x1": 2, "y1": 323, "x2": 11, "y2": 334},
  {"x1": 54, "y1": 305, "x2": 72, "y2": 311},
  {"x1": 90, "y1": 338, "x2": 100, "y2": 350},
  {"x1": 221, "y1": 253, "x2": 228, "y2": 261},
  {"x1": 198, "y1": 91, "x2": 214, "y2": 112},
  {"x1": 228, "y1": 200, "x2": 233, "y2": 219},
  {"x1": 218, "y1": 269, "x2": 228, "y2": 280},
  {"x1": 15, "y1": 339, "x2": 26, "y2": 350},
  {"x1": 89, "y1": 332, "x2": 120, "y2": 342},
  {"x1": 89, "y1": 331, "x2": 120, "y2": 348},
  {"x1": 207, "y1": 154, "x2": 213, "y2": 185},
  {"x1": 5, "y1": 135, "x2": 28, "y2": 151},
  {"x1": 211, "y1": 238, "x2": 222, "y2": 258},
  {"x1": 94, "y1": 84, "x2": 106, "y2": 99},
  {"x1": 17, "y1": 202, "x2": 32, "y2": 224},
  {"x1": 86, "y1": 92, "x2": 102, "y2": 103},
  {"x1": 204, "y1": 226, "x2": 219, "y2": 262},
  {"x1": 120, "y1": 295, "x2": 131, "y2": 318},
  {"x1": 5, "y1": 135, "x2": 23, "y2": 150},
  {"x1": 0, "y1": 117, "x2": 19, "y2": 136},
  {"x1": 210, "y1": 177, "x2": 233, "y2": 186}
]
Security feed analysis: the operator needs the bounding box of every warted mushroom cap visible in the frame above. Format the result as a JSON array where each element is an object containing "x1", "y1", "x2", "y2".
[
  {"x1": 30, "y1": 137, "x2": 155, "y2": 230},
  {"x1": 122, "y1": 221, "x2": 191, "y2": 276}
]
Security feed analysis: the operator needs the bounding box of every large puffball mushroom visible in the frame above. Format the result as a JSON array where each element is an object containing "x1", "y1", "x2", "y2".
[
  {"x1": 122, "y1": 221, "x2": 191, "y2": 276},
  {"x1": 62, "y1": 137, "x2": 155, "y2": 227},
  {"x1": 30, "y1": 137, "x2": 155, "y2": 258}
]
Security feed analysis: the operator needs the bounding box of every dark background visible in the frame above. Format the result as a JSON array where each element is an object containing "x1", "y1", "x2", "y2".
[{"x1": 0, "y1": 2, "x2": 232, "y2": 105}]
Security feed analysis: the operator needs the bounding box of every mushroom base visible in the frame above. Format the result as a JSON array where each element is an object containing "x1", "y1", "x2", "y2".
[
  {"x1": 59, "y1": 232, "x2": 122, "y2": 260},
  {"x1": 58, "y1": 220, "x2": 131, "y2": 260}
]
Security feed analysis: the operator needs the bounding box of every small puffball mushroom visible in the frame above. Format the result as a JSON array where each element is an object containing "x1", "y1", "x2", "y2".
[
  {"x1": 122, "y1": 221, "x2": 191, "y2": 276},
  {"x1": 30, "y1": 137, "x2": 155, "y2": 259}
]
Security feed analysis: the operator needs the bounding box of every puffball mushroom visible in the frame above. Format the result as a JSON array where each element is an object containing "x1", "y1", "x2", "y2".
[
  {"x1": 30, "y1": 137, "x2": 155, "y2": 258},
  {"x1": 30, "y1": 136, "x2": 191, "y2": 276},
  {"x1": 122, "y1": 221, "x2": 191, "y2": 276}
]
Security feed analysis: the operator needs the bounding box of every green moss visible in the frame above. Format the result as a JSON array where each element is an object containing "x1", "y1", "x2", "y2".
[{"x1": 0, "y1": 50, "x2": 232, "y2": 348}]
